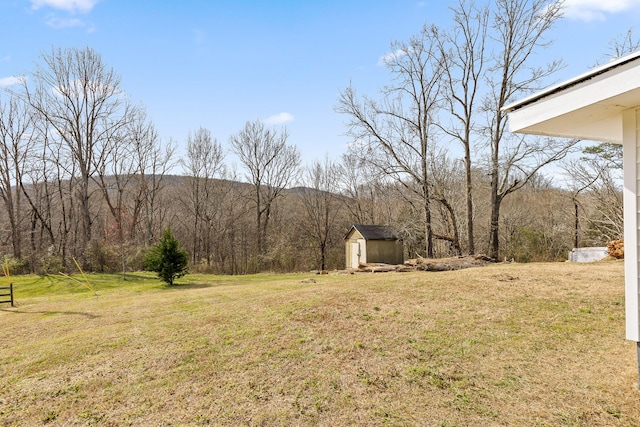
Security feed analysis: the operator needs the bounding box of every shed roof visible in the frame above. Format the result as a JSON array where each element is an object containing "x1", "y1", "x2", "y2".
[
  {"x1": 346, "y1": 224, "x2": 400, "y2": 241},
  {"x1": 503, "y1": 50, "x2": 640, "y2": 143}
]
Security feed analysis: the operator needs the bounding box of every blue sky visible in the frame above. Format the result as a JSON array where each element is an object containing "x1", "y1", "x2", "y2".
[{"x1": 1, "y1": 0, "x2": 640, "y2": 167}]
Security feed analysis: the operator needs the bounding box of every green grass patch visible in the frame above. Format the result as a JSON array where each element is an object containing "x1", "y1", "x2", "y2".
[{"x1": 0, "y1": 261, "x2": 638, "y2": 426}]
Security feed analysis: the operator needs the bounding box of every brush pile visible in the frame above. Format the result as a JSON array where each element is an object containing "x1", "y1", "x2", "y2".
[
  {"x1": 607, "y1": 239, "x2": 624, "y2": 259},
  {"x1": 354, "y1": 254, "x2": 496, "y2": 273}
]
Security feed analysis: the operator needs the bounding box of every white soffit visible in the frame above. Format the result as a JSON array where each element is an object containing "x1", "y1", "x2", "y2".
[{"x1": 504, "y1": 50, "x2": 640, "y2": 144}]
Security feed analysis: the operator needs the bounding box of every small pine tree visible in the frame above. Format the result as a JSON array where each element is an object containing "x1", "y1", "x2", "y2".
[{"x1": 144, "y1": 228, "x2": 188, "y2": 285}]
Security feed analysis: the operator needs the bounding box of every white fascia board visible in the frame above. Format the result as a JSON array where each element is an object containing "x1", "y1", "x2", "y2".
[
  {"x1": 506, "y1": 62, "x2": 640, "y2": 143},
  {"x1": 504, "y1": 49, "x2": 640, "y2": 113}
]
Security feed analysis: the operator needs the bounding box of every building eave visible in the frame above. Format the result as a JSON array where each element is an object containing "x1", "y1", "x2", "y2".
[{"x1": 503, "y1": 50, "x2": 640, "y2": 143}]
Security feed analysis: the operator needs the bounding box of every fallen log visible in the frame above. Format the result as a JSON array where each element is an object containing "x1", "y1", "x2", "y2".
[
  {"x1": 357, "y1": 262, "x2": 397, "y2": 273},
  {"x1": 356, "y1": 255, "x2": 496, "y2": 273}
]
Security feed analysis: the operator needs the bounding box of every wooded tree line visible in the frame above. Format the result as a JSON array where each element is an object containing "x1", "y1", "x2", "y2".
[{"x1": 0, "y1": 0, "x2": 629, "y2": 275}]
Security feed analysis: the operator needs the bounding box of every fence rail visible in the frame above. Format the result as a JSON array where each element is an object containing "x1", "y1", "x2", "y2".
[{"x1": 0, "y1": 284, "x2": 14, "y2": 307}]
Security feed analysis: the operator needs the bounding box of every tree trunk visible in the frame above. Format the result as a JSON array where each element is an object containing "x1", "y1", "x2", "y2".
[
  {"x1": 424, "y1": 188, "x2": 434, "y2": 258},
  {"x1": 464, "y1": 143, "x2": 474, "y2": 254},
  {"x1": 574, "y1": 198, "x2": 579, "y2": 249},
  {"x1": 320, "y1": 242, "x2": 326, "y2": 271},
  {"x1": 488, "y1": 182, "x2": 501, "y2": 260},
  {"x1": 439, "y1": 197, "x2": 463, "y2": 256}
]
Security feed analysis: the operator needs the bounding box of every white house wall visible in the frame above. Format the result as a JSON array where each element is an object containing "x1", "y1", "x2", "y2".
[{"x1": 624, "y1": 108, "x2": 640, "y2": 341}]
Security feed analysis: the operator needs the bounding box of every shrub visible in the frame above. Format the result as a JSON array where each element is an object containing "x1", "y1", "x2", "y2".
[
  {"x1": 2, "y1": 255, "x2": 29, "y2": 275},
  {"x1": 37, "y1": 254, "x2": 64, "y2": 275},
  {"x1": 144, "y1": 228, "x2": 188, "y2": 285},
  {"x1": 85, "y1": 240, "x2": 119, "y2": 273}
]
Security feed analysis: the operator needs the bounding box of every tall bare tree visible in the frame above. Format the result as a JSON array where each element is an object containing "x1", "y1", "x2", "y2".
[
  {"x1": 19, "y1": 46, "x2": 134, "y2": 254},
  {"x1": 230, "y1": 120, "x2": 300, "y2": 258},
  {"x1": 337, "y1": 24, "x2": 444, "y2": 257},
  {"x1": 298, "y1": 156, "x2": 344, "y2": 271},
  {"x1": 482, "y1": 0, "x2": 575, "y2": 259},
  {"x1": 181, "y1": 127, "x2": 226, "y2": 266},
  {"x1": 28, "y1": 122, "x2": 77, "y2": 269},
  {"x1": 0, "y1": 92, "x2": 33, "y2": 258},
  {"x1": 436, "y1": 0, "x2": 488, "y2": 254},
  {"x1": 16, "y1": 116, "x2": 57, "y2": 268},
  {"x1": 134, "y1": 135, "x2": 175, "y2": 245},
  {"x1": 94, "y1": 108, "x2": 160, "y2": 276}
]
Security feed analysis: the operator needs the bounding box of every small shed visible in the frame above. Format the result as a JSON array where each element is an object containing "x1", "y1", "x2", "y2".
[{"x1": 345, "y1": 224, "x2": 403, "y2": 269}]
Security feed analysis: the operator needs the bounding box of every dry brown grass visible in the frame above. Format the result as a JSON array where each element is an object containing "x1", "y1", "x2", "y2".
[{"x1": 0, "y1": 261, "x2": 638, "y2": 426}]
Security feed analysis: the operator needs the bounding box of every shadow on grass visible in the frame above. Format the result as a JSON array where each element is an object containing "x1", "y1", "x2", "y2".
[
  {"x1": 162, "y1": 282, "x2": 217, "y2": 290},
  {"x1": 120, "y1": 273, "x2": 158, "y2": 280},
  {"x1": 0, "y1": 308, "x2": 99, "y2": 319}
]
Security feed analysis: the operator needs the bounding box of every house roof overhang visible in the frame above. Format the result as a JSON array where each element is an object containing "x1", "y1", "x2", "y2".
[{"x1": 503, "y1": 50, "x2": 640, "y2": 144}]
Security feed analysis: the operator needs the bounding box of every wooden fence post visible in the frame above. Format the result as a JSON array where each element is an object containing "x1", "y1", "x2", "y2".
[{"x1": 0, "y1": 283, "x2": 14, "y2": 307}]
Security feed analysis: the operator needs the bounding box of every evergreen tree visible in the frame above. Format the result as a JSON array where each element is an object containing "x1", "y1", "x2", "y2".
[{"x1": 144, "y1": 228, "x2": 188, "y2": 285}]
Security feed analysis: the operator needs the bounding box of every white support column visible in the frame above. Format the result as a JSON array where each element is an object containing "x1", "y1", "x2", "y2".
[{"x1": 623, "y1": 108, "x2": 640, "y2": 342}]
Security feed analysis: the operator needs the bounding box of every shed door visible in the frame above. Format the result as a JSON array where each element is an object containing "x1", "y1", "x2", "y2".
[{"x1": 350, "y1": 242, "x2": 360, "y2": 268}]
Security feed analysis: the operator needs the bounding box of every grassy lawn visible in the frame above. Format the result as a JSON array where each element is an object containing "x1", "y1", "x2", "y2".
[{"x1": 0, "y1": 261, "x2": 638, "y2": 426}]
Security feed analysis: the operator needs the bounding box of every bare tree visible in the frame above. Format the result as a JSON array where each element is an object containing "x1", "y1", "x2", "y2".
[
  {"x1": 19, "y1": 46, "x2": 134, "y2": 255},
  {"x1": 181, "y1": 127, "x2": 226, "y2": 266},
  {"x1": 429, "y1": 149, "x2": 464, "y2": 256},
  {"x1": 599, "y1": 28, "x2": 640, "y2": 64},
  {"x1": 564, "y1": 144, "x2": 623, "y2": 246},
  {"x1": 338, "y1": 145, "x2": 380, "y2": 225},
  {"x1": 566, "y1": 162, "x2": 599, "y2": 249},
  {"x1": 297, "y1": 156, "x2": 344, "y2": 271},
  {"x1": 94, "y1": 108, "x2": 159, "y2": 277},
  {"x1": 229, "y1": 120, "x2": 300, "y2": 259},
  {"x1": 28, "y1": 122, "x2": 77, "y2": 269},
  {"x1": 436, "y1": 0, "x2": 488, "y2": 254},
  {"x1": 482, "y1": 0, "x2": 575, "y2": 259},
  {"x1": 0, "y1": 92, "x2": 33, "y2": 258},
  {"x1": 15, "y1": 115, "x2": 57, "y2": 267},
  {"x1": 337, "y1": 24, "x2": 444, "y2": 257},
  {"x1": 133, "y1": 135, "x2": 175, "y2": 245}
]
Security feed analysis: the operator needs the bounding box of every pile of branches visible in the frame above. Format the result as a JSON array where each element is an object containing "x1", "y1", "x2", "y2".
[
  {"x1": 355, "y1": 255, "x2": 496, "y2": 273},
  {"x1": 607, "y1": 239, "x2": 624, "y2": 259}
]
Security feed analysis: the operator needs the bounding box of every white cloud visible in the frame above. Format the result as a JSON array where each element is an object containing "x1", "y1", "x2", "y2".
[
  {"x1": 0, "y1": 76, "x2": 25, "y2": 87},
  {"x1": 30, "y1": 0, "x2": 99, "y2": 13},
  {"x1": 378, "y1": 49, "x2": 406, "y2": 66},
  {"x1": 563, "y1": 0, "x2": 640, "y2": 22},
  {"x1": 46, "y1": 16, "x2": 85, "y2": 28},
  {"x1": 30, "y1": 0, "x2": 98, "y2": 31},
  {"x1": 264, "y1": 112, "x2": 294, "y2": 125}
]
